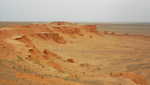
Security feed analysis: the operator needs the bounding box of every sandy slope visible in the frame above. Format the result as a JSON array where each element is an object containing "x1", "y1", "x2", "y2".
[{"x1": 0, "y1": 22, "x2": 149, "y2": 85}]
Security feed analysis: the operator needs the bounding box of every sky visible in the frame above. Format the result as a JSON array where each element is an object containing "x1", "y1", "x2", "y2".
[{"x1": 0, "y1": 0, "x2": 150, "y2": 22}]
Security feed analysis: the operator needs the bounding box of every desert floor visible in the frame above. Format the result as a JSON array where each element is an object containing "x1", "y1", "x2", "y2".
[{"x1": 0, "y1": 22, "x2": 149, "y2": 85}]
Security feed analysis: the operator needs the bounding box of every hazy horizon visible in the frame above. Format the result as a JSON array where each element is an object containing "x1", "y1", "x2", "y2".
[
  {"x1": 0, "y1": 0, "x2": 150, "y2": 23},
  {"x1": 0, "y1": 21, "x2": 150, "y2": 24}
]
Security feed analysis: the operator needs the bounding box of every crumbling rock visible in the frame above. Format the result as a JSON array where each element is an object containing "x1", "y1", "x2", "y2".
[
  {"x1": 36, "y1": 32, "x2": 66, "y2": 44},
  {"x1": 66, "y1": 58, "x2": 75, "y2": 63}
]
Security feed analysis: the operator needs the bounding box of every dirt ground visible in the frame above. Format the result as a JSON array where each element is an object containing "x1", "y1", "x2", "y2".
[{"x1": 0, "y1": 22, "x2": 149, "y2": 85}]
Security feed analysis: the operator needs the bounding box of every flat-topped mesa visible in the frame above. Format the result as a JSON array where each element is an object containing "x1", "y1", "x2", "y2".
[
  {"x1": 13, "y1": 24, "x2": 49, "y2": 31},
  {"x1": 7, "y1": 24, "x2": 49, "y2": 30},
  {"x1": 0, "y1": 22, "x2": 102, "y2": 41},
  {"x1": 52, "y1": 26, "x2": 81, "y2": 35},
  {"x1": 82, "y1": 25, "x2": 97, "y2": 32},
  {"x1": 49, "y1": 22, "x2": 99, "y2": 34},
  {"x1": 8, "y1": 22, "x2": 99, "y2": 34},
  {"x1": 48, "y1": 22, "x2": 81, "y2": 34},
  {"x1": 49, "y1": 21, "x2": 77, "y2": 26}
]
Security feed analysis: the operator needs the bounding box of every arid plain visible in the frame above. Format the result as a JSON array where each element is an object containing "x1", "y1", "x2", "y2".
[{"x1": 0, "y1": 22, "x2": 150, "y2": 85}]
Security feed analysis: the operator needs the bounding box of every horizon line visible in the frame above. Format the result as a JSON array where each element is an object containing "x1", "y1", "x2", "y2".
[{"x1": 0, "y1": 21, "x2": 150, "y2": 24}]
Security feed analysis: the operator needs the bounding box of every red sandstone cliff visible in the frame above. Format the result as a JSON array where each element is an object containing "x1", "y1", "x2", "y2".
[{"x1": 0, "y1": 22, "x2": 149, "y2": 85}]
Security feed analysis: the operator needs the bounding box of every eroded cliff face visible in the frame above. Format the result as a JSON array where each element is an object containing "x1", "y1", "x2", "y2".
[{"x1": 0, "y1": 22, "x2": 149, "y2": 85}]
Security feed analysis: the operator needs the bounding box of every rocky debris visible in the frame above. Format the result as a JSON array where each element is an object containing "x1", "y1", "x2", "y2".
[
  {"x1": 43, "y1": 49, "x2": 62, "y2": 59},
  {"x1": 66, "y1": 58, "x2": 75, "y2": 63},
  {"x1": 36, "y1": 32, "x2": 52, "y2": 40},
  {"x1": 0, "y1": 22, "x2": 149, "y2": 85},
  {"x1": 36, "y1": 32, "x2": 66, "y2": 44},
  {"x1": 25, "y1": 55, "x2": 32, "y2": 60},
  {"x1": 14, "y1": 35, "x2": 32, "y2": 47},
  {"x1": 59, "y1": 26, "x2": 81, "y2": 35},
  {"x1": 43, "y1": 49, "x2": 49, "y2": 55},
  {"x1": 12, "y1": 35, "x2": 24, "y2": 40},
  {"x1": 50, "y1": 33, "x2": 66, "y2": 44}
]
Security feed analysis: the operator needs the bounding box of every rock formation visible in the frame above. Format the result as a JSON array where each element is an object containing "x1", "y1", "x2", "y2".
[{"x1": 0, "y1": 22, "x2": 149, "y2": 85}]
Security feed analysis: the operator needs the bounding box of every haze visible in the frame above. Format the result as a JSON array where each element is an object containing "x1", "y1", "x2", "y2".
[{"x1": 0, "y1": 0, "x2": 150, "y2": 22}]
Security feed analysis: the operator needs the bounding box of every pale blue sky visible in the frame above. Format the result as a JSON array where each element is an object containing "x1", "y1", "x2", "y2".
[{"x1": 0, "y1": 0, "x2": 150, "y2": 22}]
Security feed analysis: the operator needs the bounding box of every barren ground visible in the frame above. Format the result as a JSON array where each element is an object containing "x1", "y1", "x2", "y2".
[{"x1": 0, "y1": 22, "x2": 149, "y2": 85}]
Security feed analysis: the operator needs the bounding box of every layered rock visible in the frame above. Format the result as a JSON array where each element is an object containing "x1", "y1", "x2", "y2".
[{"x1": 0, "y1": 22, "x2": 149, "y2": 85}]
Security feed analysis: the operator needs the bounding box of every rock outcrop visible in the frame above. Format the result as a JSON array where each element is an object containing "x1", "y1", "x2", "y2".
[{"x1": 0, "y1": 22, "x2": 149, "y2": 85}]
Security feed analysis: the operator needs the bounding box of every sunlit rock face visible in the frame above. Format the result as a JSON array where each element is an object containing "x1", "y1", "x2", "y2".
[{"x1": 0, "y1": 22, "x2": 149, "y2": 85}]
